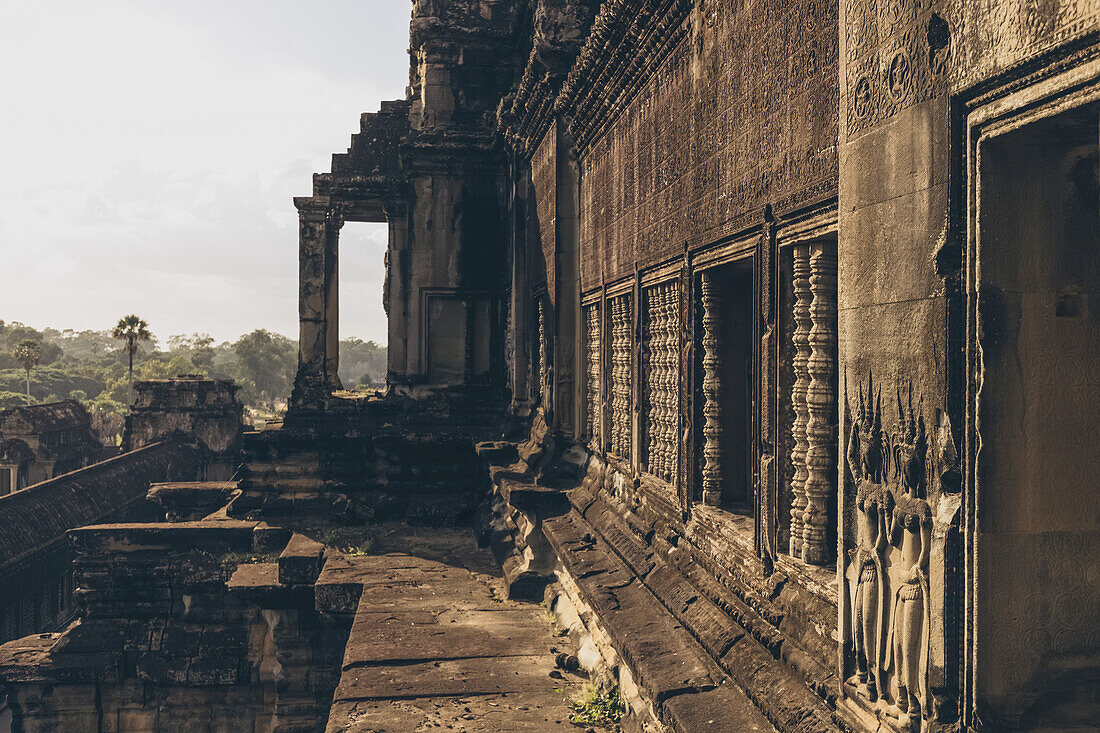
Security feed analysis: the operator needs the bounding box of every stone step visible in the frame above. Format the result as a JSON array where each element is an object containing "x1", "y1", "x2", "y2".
[
  {"x1": 542, "y1": 509, "x2": 776, "y2": 732},
  {"x1": 547, "y1": 498, "x2": 842, "y2": 733}
]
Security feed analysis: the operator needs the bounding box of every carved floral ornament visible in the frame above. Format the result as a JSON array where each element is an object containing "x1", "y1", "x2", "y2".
[
  {"x1": 887, "y1": 51, "x2": 911, "y2": 100},
  {"x1": 853, "y1": 76, "x2": 874, "y2": 118},
  {"x1": 843, "y1": 371, "x2": 959, "y2": 732}
]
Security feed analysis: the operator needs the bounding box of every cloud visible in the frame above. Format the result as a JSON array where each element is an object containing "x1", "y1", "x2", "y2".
[{"x1": 0, "y1": 0, "x2": 410, "y2": 344}]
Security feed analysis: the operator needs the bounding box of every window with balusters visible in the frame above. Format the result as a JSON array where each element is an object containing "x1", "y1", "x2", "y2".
[
  {"x1": 641, "y1": 280, "x2": 680, "y2": 485},
  {"x1": 584, "y1": 302, "x2": 601, "y2": 447},
  {"x1": 608, "y1": 292, "x2": 633, "y2": 459}
]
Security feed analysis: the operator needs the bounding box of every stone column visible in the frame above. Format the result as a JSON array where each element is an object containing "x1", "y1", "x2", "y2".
[
  {"x1": 290, "y1": 196, "x2": 341, "y2": 409},
  {"x1": 509, "y1": 177, "x2": 530, "y2": 412},
  {"x1": 789, "y1": 244, "x2": 812, "y2": 555},
  {"x1": 802, "y1": 243, "x2": 837, "y2": 564},
  {"x1": 384, "y1": 201, "x2": 409, "y2": 384},
  {"x1": 323, "y1": 208, "x2": 343, "y2": 393},
  {"x1": 700, "y1": 270, "x2": 722, "y2": 506}
]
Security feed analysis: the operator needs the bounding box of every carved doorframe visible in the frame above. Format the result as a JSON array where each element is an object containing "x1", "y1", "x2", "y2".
[{"x1": 962, "y1": 47, "x2": 1100, "y2": 727}]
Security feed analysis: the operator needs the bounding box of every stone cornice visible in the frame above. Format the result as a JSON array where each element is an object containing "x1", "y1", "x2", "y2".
[
  {"x1": 498, "y1": 1, "x2": 600, "y2": 158},
  {"x1": 499, "y1": 51, "x2": 564, "y2": 158},
  {"x1": 556, "y1": 0, "x2": 692, "y2": 155},
  {"x1": 501, "y1": 0, "x2": 694, "y2": 159}
]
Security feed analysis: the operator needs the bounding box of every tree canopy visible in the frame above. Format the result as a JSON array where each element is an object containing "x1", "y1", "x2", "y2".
[
  {"x1": 233, "y1": 330, "x2": 297, "y2": 403},
  {"x1": 0, "y1": 319, "x2": 385, "y2": 436},
  {"x1": 111, "y1": 315, "x2": 154, "y2": 357}
]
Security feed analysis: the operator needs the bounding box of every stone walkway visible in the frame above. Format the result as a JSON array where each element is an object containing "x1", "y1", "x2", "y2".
[{"x1": 322, "y1": 528, "x2": 585, "y2": 732}]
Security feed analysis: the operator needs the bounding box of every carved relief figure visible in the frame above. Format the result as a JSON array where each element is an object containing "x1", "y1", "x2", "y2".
[
  {"x1": 884, "y1": 385, "x2": 932, "y2": 730},
  {"x1": 846, "y1": 373, "x2": 890, "y2": 701},
  {"x1": 845, "y1": 373, "x2": 940, "y2": 732}
]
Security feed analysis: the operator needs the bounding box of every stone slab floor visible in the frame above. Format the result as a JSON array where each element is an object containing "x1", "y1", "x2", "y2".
[{"x1": 319, "y1": 525, "x2": 591, "y2": 732}]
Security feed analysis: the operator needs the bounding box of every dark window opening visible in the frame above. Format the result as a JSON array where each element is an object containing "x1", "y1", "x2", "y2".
[{"x1": 696, "y1": 259, "x2": 755, "y2": 512}]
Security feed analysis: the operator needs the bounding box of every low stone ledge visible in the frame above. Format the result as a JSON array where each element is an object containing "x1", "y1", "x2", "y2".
[
  {"x1": 663, "y1": 680, "x2": 775, "y2": 733},
  {"x1": 0, "y1": 626, "x2": 146, "y2": 687},
  {"x1": 253, "y1": 522, "x2": 293, "y2": 553},
  {"x1": 146, "y1": 481, "x2": 240, "y2": 522},
  {"x1": 279, "y1": 533, "x2": 326, "y2": 586},
  {"x1": 544, "y1": 505, "x2": 839, "y2": 732},
  {"x1": 69, "y1": 521, "x2": 257, "y2": 556},
  {"x1": 497, "y1": 479, "x2": 570, "y2": 515},
  {"x1": 544, "y1": 513, "x2": 716, "y2": 699},
  {"x1": 315, "y1": 555, "x2": 373, "y2": 614}
]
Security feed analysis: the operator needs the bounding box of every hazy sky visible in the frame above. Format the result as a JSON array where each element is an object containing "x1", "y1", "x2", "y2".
[{"x1": 0, "y1": 0, "x2": 412, "y2": 345}]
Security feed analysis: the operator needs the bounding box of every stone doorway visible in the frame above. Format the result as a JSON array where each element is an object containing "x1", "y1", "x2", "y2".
[
  {"x1": 973, "y1": 94, "x2": 1100, "y2": 728},
  {"x1": 337, "y1": 222, "x2": 389, "y2": 390}
]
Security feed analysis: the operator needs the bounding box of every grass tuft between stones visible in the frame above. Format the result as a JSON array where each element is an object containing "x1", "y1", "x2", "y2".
[
  {"x1": 569, "y1": 682, "x2": 624, "y2": 729},
  {"x1": 318, "y1": 525, "x2": 379, "y2": 556},
  {"x1": 219, "y1": 551, "x2": 280, "y2": 566}
]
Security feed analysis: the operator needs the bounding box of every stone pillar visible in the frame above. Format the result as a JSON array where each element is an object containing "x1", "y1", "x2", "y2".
[
  {"x1": 789, "y1": 244, "x2": 812, "y2": 555},
  {"x1": 510, "y1": 176, "x2": 530, "y2": 412},
  {"x1": 700, "y1": 270, "x2": 722, "y2": 506},
  {"x1": 802, "y1": 243, "x2": 837, "y2": 564},
  {"x1": 384, "y1": 201, "x2": 410, "y2": 384},
  {"x1": 290, "y1": 197, "x2": 342, "y2": 409},
  {"x1": 324, "y1": 211, "x2": 342, "y2": 392}
]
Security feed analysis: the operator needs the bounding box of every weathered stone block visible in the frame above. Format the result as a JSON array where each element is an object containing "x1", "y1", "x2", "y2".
[{"x1": 278, "y1": 533, "x2": 326, "y2": 586}]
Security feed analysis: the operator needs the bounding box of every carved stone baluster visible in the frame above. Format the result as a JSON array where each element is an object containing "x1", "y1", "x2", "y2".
[
  {"x1": 611, "y1": 296, "x2": 632, "y2": 459},
  {"x1": 612, "y1": 299, "x2": 620, "y2": 454},
  {"x1": 623, "y1": 294, "x2": 632, "y2": 460},
  {"x1": 664, "y1": 281, "x2": 673, "y2": 482},
  {"x1": 700, "y1": 271, "x2": 722, "y2": 505},
  {"x1": 802, "y1": 243, "x2": 837, "y2": 565},
  {"x1": 655, "y1": 283, "x2": 664, "y2": 479},
  {"x1": 611, "y1": 298, "x2": 621, "y2": 455},
  {"x1": 586, "y1": 304, "x2": 601, "y2": 446},
  {"x1": 644, "y1": 289, "x2": 655, "y2": 473},
  {"x1": 659, "y1": 284, "x2": 672, "y2": 481},
  {"x1": 625, "y1": 295, "x2": 632, "y2": 460},
  {"x1": 538, "y1": 298, "x2": 549, "y2": 407},
  {"x1": 789, "y1": 245, "x2": 812, "y2": 556}
]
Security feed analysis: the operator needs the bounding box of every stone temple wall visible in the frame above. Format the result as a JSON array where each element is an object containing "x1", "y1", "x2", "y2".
[
  {"x1": 576, "y1": 0, "x2": 839, "y2": 290},
  {"x1": 0, "y1": 2, "x2": 1096, "y2": 732}
]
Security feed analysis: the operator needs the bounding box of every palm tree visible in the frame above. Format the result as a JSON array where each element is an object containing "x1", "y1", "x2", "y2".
[
  {"x1": 13, "y1": 340, "x2": 41, "y2": 403},
  {"x1": 112, "y1": 315, "x2": 153, "y2": 407}
]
